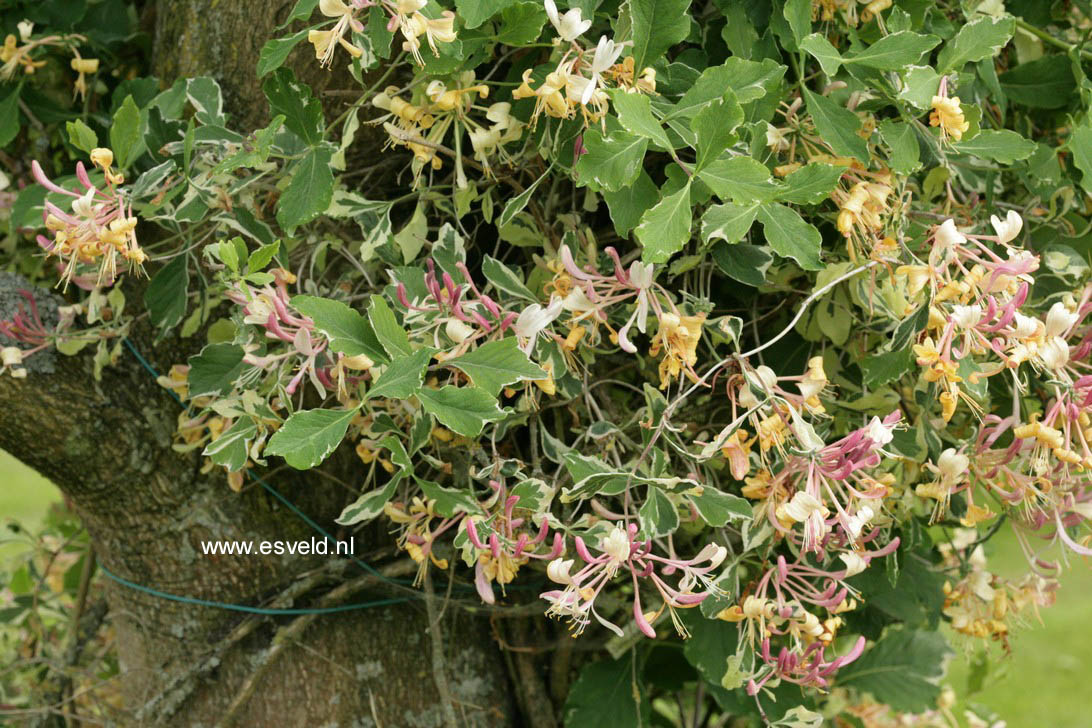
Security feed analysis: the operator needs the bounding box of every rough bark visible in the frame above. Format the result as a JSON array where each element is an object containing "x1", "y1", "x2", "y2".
[{"x1": 0, "y1": 273, "x2": 520, "y2": 726}]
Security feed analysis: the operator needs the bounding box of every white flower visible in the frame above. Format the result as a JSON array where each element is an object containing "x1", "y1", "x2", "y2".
[
  {"x1": 445, "y1": 317, "x2": 475, "y2": 343},
  {"x1": 934, "y1": 219, "x2": 967, "y2": 253},
  {"x1": 513, "y1": 296, "x2": 563, "y2": 353},
  {"x1": 561, "y1": 286, "x2": 595, "y2": 314},
  {"x1": 990, "y1": 209, "x2": 1023, "y2": 244},
  {"x1": 782, "y1": 491, "x2": 828, "y2": 523},
  {"x1": 544, "y1": 0, "x2": 591, "y2": 42},
  {"x1": 752, "y1": 365, "x2": 778, "y2": 392},
  {"x1": 969, "y1": 569, "x2": 996, "y2": 602},
  {"x1": 1044, "y1": 301, "x2": 1078, "y2": 338},
  {"x1": 17, "y1": 20, "x2": 34, "y2": 41},
  {"x1": 580, "y1": 35, "x2": 626, "y2": 104},
  {"x1": 395, "y1": 0, "x2": 427, "y2": 11},
  {"x1": 1011, "y1": 312, "x2": 1039, "y2": 339},
  {"x1": 839, "y1": 552, "x2": 868, "y2": 577},
  {"x1": 628, "y1": 261, "x2": 654, "y2": 289},
  {"x1": 866, "y1": 416, "x2": 895, "y2": 447},
  {"x1": 845, "y1": 506, "x2": 875, "y2": 539},
  {"x1": 1037, "y1": 336, "x2": 1069, "y2": 370},
  {"x1": 790, "y1": 408, "x2": 825, "y2": 452},
  {"x1": 1, "y1": 346, "x2": 23, "y2": 366},
  {"x1": 547, "y1": 558, "x2": 576, "y2": 585},
  {"x1": 936, "y1": 448, "x2": 969, "y2": 482},
  {"x1": 599, "y1": 526, "x2": 631, "y2": 563},
  {"x1": 951, "y1": 304, "x2": 983, "y2": 329},
  {"x1": 72, "y1": 188, "x2": 96, "y2": 218},
  {"x1": 766, "y1": 124, "x2": 790, "y2": 152}
]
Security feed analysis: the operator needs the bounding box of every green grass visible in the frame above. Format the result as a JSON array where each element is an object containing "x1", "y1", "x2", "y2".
[
  {"x1": 0, "y1": 453, "x2": 1089, "y2": 723},
  {"x1": 0, "y1": 449, "x2": 60, "y2": 560},
  {"x1": 946, "y1": 528, "x2": 1092, "y2": 727}
]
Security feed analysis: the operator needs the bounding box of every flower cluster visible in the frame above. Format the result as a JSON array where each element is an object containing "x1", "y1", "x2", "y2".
[
  {"x1": 32, "y1": 149, "x2": 146, "y2": 290},
  {"x1": 308, "y1": 0, "x2": 456, "y2": 68}
]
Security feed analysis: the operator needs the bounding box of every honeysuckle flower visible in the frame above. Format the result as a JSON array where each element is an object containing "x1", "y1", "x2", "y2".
[
  {"x1": 70, "y1": 53, "x2": 98, "y2": 100},
  {"x1": 0, "y1": 346, "x2": 26, "y2": 378},
  {"x1": 544, "y1": 0, "x2": 591, "y2": 42},
  {"x1": 990, "y1": 209, "x2": 1023, "y2": 244},
  {"x1": 766, "y1": 123, "x2": 791, "y2": 152},
  {"x1": 514, "y1": 296, "x2": 563, "y2": 354},
  {"x1": 934, "y1": 218, "x2": 967, "y2": 255},
  {"x1": 930, "y1": 95, "x2": 969, "y2": 141},
  {"x1": 780, "y1": 491, "x2": 829, "y2": 524},
  {"x1": 839, "y1": 552, "x2": 867, "y2": 577},
  {"x1": 1044, "y1": 301, "x2": 1078, "y2": 338},
  {"x1": 579, "y1": 35, "x2": 626, "y2": 105},
  {"x1": 31, "y1": 152, "x2": 146, "y2": 290},
  {"x1": 1036, "y1": 336, "x2": 1069, "y2": 370},
  {"x1": 650, "y1": 311, "x2": 705, "y2": 388},
  {"x1": 951, "y1": 303, "x2": 983, "y2": 329},
  {"x1": 398, "y1": 4, "x2": 457, "y2": 65}
]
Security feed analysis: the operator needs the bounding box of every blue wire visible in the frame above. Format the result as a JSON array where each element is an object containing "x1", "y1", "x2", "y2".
[{"x1": 97, "y1": 561, "x2": 411, "y2": 615}]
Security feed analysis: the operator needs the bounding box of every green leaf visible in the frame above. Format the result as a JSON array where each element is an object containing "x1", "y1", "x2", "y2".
[
  {"x1": 603, "y1": 171, "x2": 659, "y2": 237},
  {"x1": 292, "y1": 295, "x2": 388, "y2": 362},
  {"x1": 688, "y1": 487, "x2": 752, "y2": 526},
  {"x1": 187, "y1": 343, "x2": 246, "y2": 397},
  {"x1": 144, "y1": 255, "x2": 190, "y2": 331},
  {"x1": 497, "y1": 165, "x2": 551, "y2": 228},
  {"x1": 203, "y1": 419, "x2": 257, "y2": 472},
  {"x1": 669, "y1": 58, "x2": 785, "y2": 113},
  {"x1": 757, "y1": 203, "x2": 823, "y2": 270},
  {"x1": 691, "y1": 93, "x2": 743, "y2": 170},
  {"x1": 574, "y1": 127, "x2": 648, "y2": 192},
  {"x1": 845, "y1": 31, "x2": 940, "y2": 70},
  {"x1": 367, "y1": 349, "x2": 433, "y2": 400},
  {"x1": 701, "y1": 202, "x2": 760, "y2": 244},
  {"x1": 276, "y1": 145, "x2": 335, "y2": 230},
  {"x1": 803, "y1": 88, "x2": 869, "y2": 162},
  {"x1": 263, "y1": 67, "x2": 324, "y2": 145},
  {"x1": 710, "y1": 243, "x2": 771, "y2": 287},
  {"x1": 782, "y1": 0, "x2": 812, "y2": 45},
  {"x1": 336, "y1": 435, "x2": 411, "y2": 524},
  {"x1": 0, "y1": 87, "x2": 19, "y2": 147},
  {"x1": 417, "y1": 386, "x2": 503, "y2": 437},
  {"x1": 445, "y1": 338, "x2": 546, "y2": 396},
  {"x1": 612, "y1": 91, "x2": 673, "y2": 148},
  {"x1": 1068, "y1": 121, "x2": 1092, "y2": 197},
  {"x1": 639, "y1": 487, "x2": 680, "y2": 538},
  {"x1": 456, "y1": 0, "x2": 518, "y2": 27},
  {"x1": 699, "y1": 156, "x2": 782, "y2": 203},
  {"x1": 630, "y1": 0, "x2": 692, "y2": 74},
  {"x1": 861, "y1": 346, "x2": 913, "y2": 388},
  {"x1": 563, "y1": 657, "x2": 649, "y2": 727},
  {"x1": 417, "y1": 478, "x2": 482, "y2": 517},
  {"x1": 110, "y1": 95, "x2": 143, "y2": 169},
  {"x1": 839, "y1": 628, "x2": 952, "y2": 713},
  {"x1": 800, "y1": 33, "x2": 843, "y2": 76},
  {"x1": 937, "y1": 15, "x2": 1014, "y2": 73},
  {"x1": 1000, "y1": 55, "x2": 1076, "y2": 109},
  {"x1": 495, "y1": 1, "x2": 546, "y2": 44},
  {"x1": 878, "y1": 120, "x2": 921, "y2": 174},
  {"x1": 265, "y1": 407, "x2": 359, "y2": 469},
  {"x1": 258, "y1": 28, "x2": 311, "y2": 78},
  {"x1": 482, "y1": 255, "x2": 537, "y2": 302},
  {"x1": 278, "y1": 0, "x2": 319, "y2": 28},
  {"x1": 778, "y1": 163, "x2": 846, "y2": 204},
  {"x1": 66, "y1": 118, "x2": 98, "y2": 154},
  {"x1": 897, "y1": 65, "x2": 942, "y2": 110},
  {"x1": 636, "y1": 181, "x2": 692, "y2": 263},
  {"x1": 952, "y1": 129, "x2": 1036, "y2": 163},
  {"x1": 368, "y1": 295, "x2": 413, "y2": 358},
  {"x1": 248, "y1": 240, "x2": 280, "y2": 272}
]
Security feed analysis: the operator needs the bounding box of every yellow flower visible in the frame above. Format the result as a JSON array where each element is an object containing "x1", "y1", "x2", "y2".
[
  {"x1": 650, "y1": 312, "x2": 705, "y2": 388},
  {"x1": 960, "y1": 503, "x2": 996, "y2": 527},
  {"x1": 929, "y1": 95, "x2": 969, "y2": 141}
]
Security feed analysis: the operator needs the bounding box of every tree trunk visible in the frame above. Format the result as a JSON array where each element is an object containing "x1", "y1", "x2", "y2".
[{"x1": 0, "y1": 273, "x2": 523, "y2": 726}]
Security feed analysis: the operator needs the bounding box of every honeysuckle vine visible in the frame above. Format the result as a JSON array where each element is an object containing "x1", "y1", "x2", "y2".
[{"x1": 6, "y1": 0, "x2": 1092, "y2": 724}]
